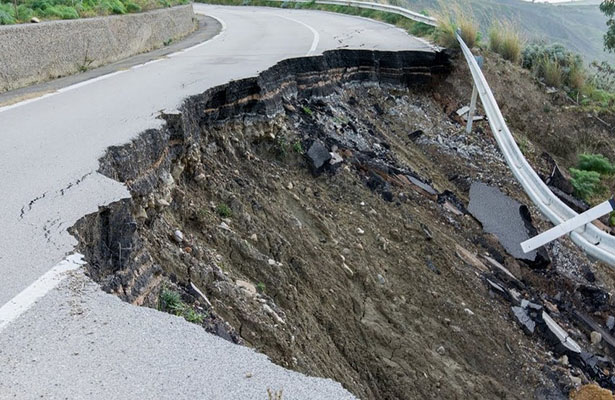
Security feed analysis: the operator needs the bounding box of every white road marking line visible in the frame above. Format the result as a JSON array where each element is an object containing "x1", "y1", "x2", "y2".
[
  {"x1": 271, "y1": 14, "x2": 320, "y2": 55},
  {"x1": 0, "y1": 253, "x2": 85, "y2": 333},
  {"x1": 0, "y1": 10, "x2": 227, "y2": 115}
]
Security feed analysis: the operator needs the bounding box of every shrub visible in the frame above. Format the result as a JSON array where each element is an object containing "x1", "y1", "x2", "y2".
[
  {"x1": 577, "y1": 153, "x2": 615, "y2": 175},
  {"x1": 0, "y1": 3, "x2": 15, "y2": 24},
  {"x1": 522, "y1": 43, "x2": 585, "y2": 89},
  {"x1": 217, "y1": 203, "x2": 232, "y2": 218},
  {"x1": 158, "y1": 287, "x2": 204, "y2": 324},
  {"x1": 570, "y1": 168, "x2": 602, "y2": 200},
  {"x1": 42, "y1": 4, "x2": 79, "y2": 18}
]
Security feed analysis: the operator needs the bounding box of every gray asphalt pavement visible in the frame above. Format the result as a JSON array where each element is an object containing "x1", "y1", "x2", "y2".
[{"x1": 0, "y1": 5, "x2": 432, "y2": 398}]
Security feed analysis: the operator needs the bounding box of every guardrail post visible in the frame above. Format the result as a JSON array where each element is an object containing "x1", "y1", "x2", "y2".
[
  {"x1": 466, "y1": 55, "x2": 483, "y2": 134},
  {"x1": 466, "y1": 84, "x2": 478, "y2": 134}
]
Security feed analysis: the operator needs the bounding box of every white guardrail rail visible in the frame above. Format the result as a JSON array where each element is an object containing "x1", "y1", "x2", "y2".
[{"x1": 271, "y1": 0, "x2": 615, "y2": 265}]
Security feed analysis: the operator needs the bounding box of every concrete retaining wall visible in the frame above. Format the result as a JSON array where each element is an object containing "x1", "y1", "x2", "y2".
[{"x1": 0, "y1": 4, "x2": 196, "y2": 92}]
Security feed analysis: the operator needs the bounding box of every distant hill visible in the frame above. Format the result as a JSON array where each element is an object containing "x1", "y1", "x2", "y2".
[{"x1": 400, "y1": 0, "x2": 611, "y2": 62}]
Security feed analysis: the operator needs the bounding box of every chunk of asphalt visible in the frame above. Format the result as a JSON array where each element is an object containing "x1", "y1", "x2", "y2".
[
  {"x1": 512, "y1": 306, "x2": 535, "y2": 334},
  {"x1": 540, "y1": 311, "x2": 582, "y2": 356},
  {"x1": 307, "y1": 141, "x2": 331, "y2": 173},
  {"x1": 468, "y1": 182, "x2": 550, "y2": 267}
]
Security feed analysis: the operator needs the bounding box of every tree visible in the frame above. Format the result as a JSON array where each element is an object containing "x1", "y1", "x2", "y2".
[{"x1": 601, "y1": 0, "x2": 615, "y2": 52}]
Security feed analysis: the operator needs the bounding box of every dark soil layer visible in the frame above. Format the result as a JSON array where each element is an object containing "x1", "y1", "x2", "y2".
[{"x1": 72, "y1": 49, "x2": 615, "y2": 399}]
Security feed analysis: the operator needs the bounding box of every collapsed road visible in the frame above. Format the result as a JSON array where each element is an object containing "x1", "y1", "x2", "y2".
[
  {"x1": 0, "y1": 5, "x2": 431, "y2": 399},
  {"x1": 3, "y1": 3, "x2": 615, "y2": 400},
  {"x1": 69, "y1": 46, "x2": 615, "y2": 398}
]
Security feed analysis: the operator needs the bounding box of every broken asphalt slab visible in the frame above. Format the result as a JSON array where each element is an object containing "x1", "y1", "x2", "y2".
[{"x1": 468, "y1": 181, "x2": 550, "y2": 267}]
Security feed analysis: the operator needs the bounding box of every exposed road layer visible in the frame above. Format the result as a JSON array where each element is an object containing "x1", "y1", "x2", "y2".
[{"x1": 0, "y1": 5, "x2": 432, "y2": 398}]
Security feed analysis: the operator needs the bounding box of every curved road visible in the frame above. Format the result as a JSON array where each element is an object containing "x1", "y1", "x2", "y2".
[{"x1": 0, "y1": 5, "x2": 432, "y2": 399}]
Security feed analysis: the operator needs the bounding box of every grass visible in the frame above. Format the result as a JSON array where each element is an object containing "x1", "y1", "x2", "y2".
[
  {"x1": 292, "y1": 141, "x2": 303, "y2": 154},
  {"x1": 431, "y1": 3, "x2": 477, "y2": 49},
  {"x1": 217, "y1": 203, "x2": 232, "y2": 218},
  {"x1": 489, "y1": 21, "x2": 522, "y2": 63},
  {"x1": 158, "y1": 287, "x2": 204, "y2": 324},
  {"x1": 0, "y1": 0, "x2": 188, "y2": 24},
  {"x1": 538, "y1": 56, "x2": 564, "y2": 88},
  {"x1": 256, "y1": 282, "x2": 266, "y2": 293},
  {"x1": 301, "y1": 106, "x2": 313, "y2": 116}
]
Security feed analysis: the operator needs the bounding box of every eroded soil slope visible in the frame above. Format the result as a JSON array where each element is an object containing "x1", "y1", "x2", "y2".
[{"x1": 72, "y1": 49, "x2": 615, "y2": 399}]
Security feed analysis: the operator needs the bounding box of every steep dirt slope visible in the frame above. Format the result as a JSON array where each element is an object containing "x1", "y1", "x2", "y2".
[{"x1": 72, "y1": 49, "x2": 615, "y2": 399}]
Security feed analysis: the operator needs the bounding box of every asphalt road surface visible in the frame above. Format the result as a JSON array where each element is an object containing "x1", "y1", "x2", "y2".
[{"x1": 0, "y1": 5, "x2": 432, "y2": 398}]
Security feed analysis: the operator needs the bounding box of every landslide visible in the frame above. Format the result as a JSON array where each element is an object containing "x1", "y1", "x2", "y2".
[{"x1": 72, "y1": 49, "x2": 615, "y2": 399}]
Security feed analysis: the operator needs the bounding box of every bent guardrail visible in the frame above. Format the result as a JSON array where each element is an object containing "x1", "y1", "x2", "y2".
[
  {"x1": 263, "y1": 0, "x2": 615, "y2": 265},
  {"x1": 455, "y1": 33, "x2": 615, "y2": 266}
]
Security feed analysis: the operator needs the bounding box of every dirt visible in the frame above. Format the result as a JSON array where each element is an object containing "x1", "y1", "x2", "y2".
[{"x1": 71, "y1": 49, "x2": 615, "y2": 399}]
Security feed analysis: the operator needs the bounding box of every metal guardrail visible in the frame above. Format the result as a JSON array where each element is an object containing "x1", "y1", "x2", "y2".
[
  {"x1": 456, "y1": 34, "x2": 615, "y2": 266},
  {"x1": 279, "y1": 0, "x2": 437, "y2": 26},
  {"x1": 265, "y1": 0, "x2": 615, "y2": 266}
]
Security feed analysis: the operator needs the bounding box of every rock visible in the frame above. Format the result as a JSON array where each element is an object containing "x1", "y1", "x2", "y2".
[
  {"x1": 250, "y1": 233, "x2": 258, "y2": 242},
  {"x1": 463, "y1": 308, "x2": 474, "y2": 316},
  {"x1": 173, "y1": 230, "x2": 184, "y2": 243},
  {"x1": 286, "y1": 182, "x2": 294, "y2": 190},
  {"x1": 342, "y1": 263, "x2": 354, "y2": 277},
  {"x1": 569, "y1": 375, "x2": 582, "y2": 387},
  {"x1": 219, "y1": 222, "x2": 231, "y2": 231},
  {"x1": 425, "y1": 259, "x2": 440, "y2": 275},
  {"x1": 559, "y1": 355, "x2": 569, "y2": 366},
  {"x1": 134, "y1": 205, "x2": 148, "y2": 220},
  {"x1": 267, "y1": 259, "x2": 276, "y2": 266},
  {"x1": 376, "y1": 274, "x2": 385, "y2": 285},
  {"x1": 30, "y1": 17, "x2": 40, "y2": 23},
  {"x1": 342, "y1": 247, "x2": 351, "y2": 255},
  {"x1": 591, "y1": 331, "x2": 602, "y2": 345},
  {"x1": 329, "y1": 152, "x2": 343, "y2": 165},
  {"x1": 408, "y1": 130, "x2": 423, "y2": 141},
  {"x1": 262, "y1": 304, "x2": 285, "y2": 325},
  {"x1": 357, "y1": 228, "x2": 365, "y2": 235},
  {"x1": 236, "y1": 280, "x2": 257, "y2": 296},
  {"x1": 306, "y1": 141, "x2": 331, "y2": 172},
  {"x1": 436, "y1": 345, "x2": 446, "y2": 355},
  {"x1": 606, "y1": 316, "x2": 614, "y2": 331}
]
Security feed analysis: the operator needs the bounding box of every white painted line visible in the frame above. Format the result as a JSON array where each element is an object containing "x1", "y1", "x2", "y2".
[
  {"x1": 0, "y1": 253, "x2": 85, "y2": 333},
  {"x1": 521, "y1": 198, "x2": 615, "y2": 253},
  {"x1": 271, "y1": 14, "x2": 320, "y2": 55},
  {"x1": 0, "y1": 12, "x2": 227, "y2": 115}
]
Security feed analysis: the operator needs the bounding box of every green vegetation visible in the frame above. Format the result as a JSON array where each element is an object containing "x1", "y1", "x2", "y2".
[
  {"x1": 609, "y1": 211, "x2": 615, "y2": 227},
  {"x1": 577, "y1": 153, "x2": 615, "y2": 175},
  {"x1": 570, "y1": 153, "x2": 615, "y2": 201},
  {"x1": 195, "y1": 0, "x2": 434, "y2": 38},
  {"x1": 256, "y1": 282, "x2": 266, "y2": 293},
  {"x1": 432, "y1": 4, "x2": 477, "y2": 49},
  {"x1": 0, "y1": 0, "x2": 188, "y2": 24},
  {"x1": 217, "y1": 203, "x2": 232, "y2": 218},
  {"x1": 158, "y1": 287, "x2": 204, "y2": 324},
  {"x1": 292, "y1": 141, "x2": 303, "y2": 154},
  {"x1": 301, "y1": 106, "x2": 313, "y2": 116},
  {"x1": 489, "y1": 21, "x2": 522, "y2": 63}
]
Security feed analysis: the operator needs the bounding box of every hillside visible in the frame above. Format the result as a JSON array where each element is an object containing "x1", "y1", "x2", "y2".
[{"x1": 401, "y1": 0, "x2": 610, "y2": 62}]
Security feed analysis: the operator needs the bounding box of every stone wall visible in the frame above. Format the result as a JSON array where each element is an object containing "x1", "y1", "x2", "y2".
[{"x1": 0, "y1": 4, "x2": 196, "y2": 92}]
